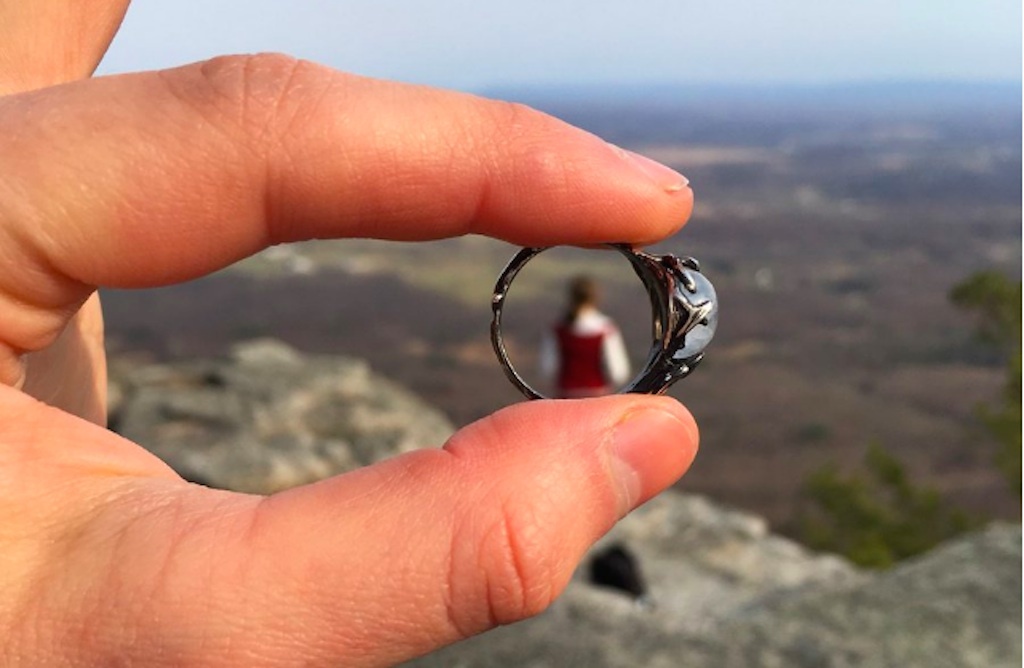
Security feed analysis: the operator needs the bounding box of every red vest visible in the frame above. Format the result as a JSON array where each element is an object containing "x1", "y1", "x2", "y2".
[{"x1": 556, "y1": 324, "x2": 608, "y2": 394}]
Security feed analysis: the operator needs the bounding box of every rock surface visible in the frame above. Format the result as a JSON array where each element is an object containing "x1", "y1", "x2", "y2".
[
  {"x1": 692, "y1": 521, "x2": 1022, "y2": 668},
  {"x1": 412, "y1": 501, "x2": 1021, "y2": 668},
  {"x1": 108, "y1": 342, "x2": 1022, "y2": 667},
  {"x1": 110, "y1": 339, "x2": 455, "y2": 493}
]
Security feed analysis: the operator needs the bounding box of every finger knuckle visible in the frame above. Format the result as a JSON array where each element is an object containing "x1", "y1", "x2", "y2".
[
  {"x1": 481, "y1": 100, "x2": 546, "y2": 153},
  {"x1": 176, "y1": 53, "x2": 329, "y2": 141},
  {"x1": 486, "y1": 100, "x2": 537, "y2": 135},
  {"x1": 476, "y1": 496, "x2": 557, "y2": 626}
]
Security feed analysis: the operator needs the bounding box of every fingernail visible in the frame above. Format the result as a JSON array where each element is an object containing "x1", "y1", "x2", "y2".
[
  {"x1": 614, "y1": 146, "x2": 690, "y2": 193},
  {"x1": 609, "y1": 408, "x2": 698, "y2": 513}
]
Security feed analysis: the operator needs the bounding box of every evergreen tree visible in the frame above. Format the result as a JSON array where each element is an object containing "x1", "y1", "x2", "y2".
[
  {"x1": 800, "y1": 443, "x2": 977, "y2": 568},
  {"x1": 799, "y1": 270, "x2": 1019, "y2": 567},
  {"x1": 950, "y1": 271, "x2": 1022, "y2": 494}
]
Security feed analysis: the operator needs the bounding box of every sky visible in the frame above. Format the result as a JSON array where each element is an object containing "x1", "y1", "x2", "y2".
[{"x1": 99, "y1": 1, "x2": 1022, "y2": 92}]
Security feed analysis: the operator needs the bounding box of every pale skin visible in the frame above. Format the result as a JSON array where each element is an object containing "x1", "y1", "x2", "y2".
[{"x1": 0, "y1": 2, "x2": 700, "y2": 666}]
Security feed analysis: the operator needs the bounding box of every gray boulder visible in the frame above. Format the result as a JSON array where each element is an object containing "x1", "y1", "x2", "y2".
[
  {"x1": 110, "y1": 339, "x2": 455, "y2": 493},
  {"x1": 412, "y1": 496, "x2": 1021, "y2": 668},
  {"x1": 694, "y1": 521, "x2": 1022, "y2": 668}
]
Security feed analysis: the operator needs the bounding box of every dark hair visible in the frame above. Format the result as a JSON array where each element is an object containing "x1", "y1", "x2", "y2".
[{"x1": 564, "y1": 275, "x2": 599, "y2": 324}]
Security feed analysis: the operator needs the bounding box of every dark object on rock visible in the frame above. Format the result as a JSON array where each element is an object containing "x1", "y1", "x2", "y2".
[{"x1": 589, "y1": 542, "x2": 649, "y2": 602}]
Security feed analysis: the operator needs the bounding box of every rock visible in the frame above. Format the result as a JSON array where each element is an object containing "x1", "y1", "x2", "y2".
[
  {"x1": 581, "y1": 492, "x2": 861, "y2": 634},
  {"x1": 410, "y1": 496, "x2": 1021, "y2": 668},
  {"x1": 694, "y1": 521, "x2": 1023, "y2": 668},
  {"x1": 110, "y1": 339, "x2": 455, "y2": 493}
]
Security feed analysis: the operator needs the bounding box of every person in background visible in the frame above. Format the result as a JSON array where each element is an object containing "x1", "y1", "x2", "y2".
[{"x1": 541, "y1": 276, "x2": 631, "y2": 397}]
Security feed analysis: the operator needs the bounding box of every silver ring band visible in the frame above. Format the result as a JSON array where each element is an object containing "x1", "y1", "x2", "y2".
[{"x1": 490, "y1": 243, "x2": 718, "y2": 399}]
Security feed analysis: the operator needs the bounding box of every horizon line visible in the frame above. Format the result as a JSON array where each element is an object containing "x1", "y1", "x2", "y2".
[{"x1": 482, "y1": 77, "x2": 1022, "y2": 91}]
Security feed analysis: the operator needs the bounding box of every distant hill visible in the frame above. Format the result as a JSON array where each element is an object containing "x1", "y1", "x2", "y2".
[{"x1": 486, "y1": 80, "x2": 1022, "y2": 117}]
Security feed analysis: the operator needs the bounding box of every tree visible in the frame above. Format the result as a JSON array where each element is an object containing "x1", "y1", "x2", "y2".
[
  {"x1": 799, "y1": 271, "x2": 1019, "y2": 568},
  {"x1": 800, "y1": 443, "x2": 977, "y2": 569},
  {"x1": 950, "y1": 271, "x2": 1022, "y2": 495}
]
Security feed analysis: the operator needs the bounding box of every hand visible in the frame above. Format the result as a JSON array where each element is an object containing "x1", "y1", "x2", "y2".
[{"x1": 0, "y1": 2, "x2": 698, "y2": 665}]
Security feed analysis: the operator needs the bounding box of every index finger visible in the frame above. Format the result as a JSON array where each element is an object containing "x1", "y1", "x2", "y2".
[{"x1": 0, "y1": 54, "x2": 692, "y2": 298}]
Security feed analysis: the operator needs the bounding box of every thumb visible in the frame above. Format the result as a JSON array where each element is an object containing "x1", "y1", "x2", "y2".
[
  {"x1": 0, "y1": 0, "x2": 130, "y2": 94},
  {"x1": 131, "y1": 396, "x2": 698, "y2": 666}
]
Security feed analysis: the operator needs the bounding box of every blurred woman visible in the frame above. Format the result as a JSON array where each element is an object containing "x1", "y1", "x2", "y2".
[{"x1": 540, "y1": 276, "x2": 631, "y2": 398}]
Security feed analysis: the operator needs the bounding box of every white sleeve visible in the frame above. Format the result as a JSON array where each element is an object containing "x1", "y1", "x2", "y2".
[
  {"x1": 539, "y1": 331, "x2": 559, "y2": 381},
  {"x1": 602, "y1": 327, "x2": 631, "y2": 386}
]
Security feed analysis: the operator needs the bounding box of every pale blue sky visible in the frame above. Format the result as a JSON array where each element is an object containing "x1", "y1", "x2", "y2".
[{"x1": 99, "y1": 1, "x2": 1021, "y2": 91}]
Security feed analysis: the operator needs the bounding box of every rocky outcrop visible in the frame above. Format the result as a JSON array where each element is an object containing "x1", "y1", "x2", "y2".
[
  {"x1": 412, "y1": 499, "x2": 1021, "y2": 668},
  {"x1": 692, "y1": 521, "x2": 1022, "y2": 668},
  {"x1": 108, "y1": 342, "x2": 1022, "y2": 667},
  {"x1": 109, "y1": 339, "x2": 455, "y2": 493}
]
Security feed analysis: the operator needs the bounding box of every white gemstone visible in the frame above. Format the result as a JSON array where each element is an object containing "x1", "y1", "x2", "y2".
[{"x1": 674, "y1": 270, "x2": 718, "y2": 359}]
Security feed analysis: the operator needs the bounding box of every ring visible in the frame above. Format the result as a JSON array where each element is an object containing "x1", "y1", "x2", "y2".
[{"x1": 490, "y1": 243, "x2": 718, "y2": 399}]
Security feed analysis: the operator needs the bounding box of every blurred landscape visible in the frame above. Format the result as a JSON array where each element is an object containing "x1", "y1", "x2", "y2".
[{"x1": 101, "y1": 81, "x2": 1021, "y2": 535}]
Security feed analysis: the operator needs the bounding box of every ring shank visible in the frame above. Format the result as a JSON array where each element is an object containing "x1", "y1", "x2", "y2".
[
  {"x1": 490, "y1": 244, "x2": 668, "y2": 400},
  {"x1": 490, "y1": 246, "x2": 547, "y2": 399}
]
